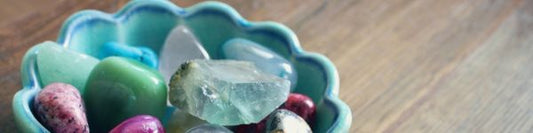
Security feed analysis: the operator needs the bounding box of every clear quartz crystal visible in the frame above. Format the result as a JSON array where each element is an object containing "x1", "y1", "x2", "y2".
[
  {"x1": 169, "y1": 60, "x2": 290, "y2": 125},
  {"x1": 222, "y1": 38, "x2": 297, "y2": 90}
]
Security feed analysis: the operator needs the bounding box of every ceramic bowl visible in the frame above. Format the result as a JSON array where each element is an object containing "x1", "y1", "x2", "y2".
[{"x1": 12, "y1": 0, "x2": 352, "y2": 132}]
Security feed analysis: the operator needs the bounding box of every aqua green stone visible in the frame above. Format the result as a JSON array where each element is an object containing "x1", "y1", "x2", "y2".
[
  {"x1": 169, "y1": 60, "x2": 290, "y2": 126},
  {"x1": 84, "y1": 57, "x2": 167, "y2": 132},
  {"x1": 36, "y1": 41, "x2": 99, "y2": 94}
]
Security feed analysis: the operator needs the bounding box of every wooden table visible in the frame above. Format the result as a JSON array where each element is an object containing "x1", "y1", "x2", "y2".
[{"x1": 2, "y1": 0, "x2": 533, "y2": 132}]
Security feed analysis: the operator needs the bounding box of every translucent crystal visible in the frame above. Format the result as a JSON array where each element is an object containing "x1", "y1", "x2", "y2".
[
  {"x1": 159, "y1": 26, "x2": 210, "y2": 84},
  {"x1": 222, "y1": 38, "x2": 297, "y2": 90},
  {"x1": 169, "y1": 60, "x2": 290, "y2": 125}
]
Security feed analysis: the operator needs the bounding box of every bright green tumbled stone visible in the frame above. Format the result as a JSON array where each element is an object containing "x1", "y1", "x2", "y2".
[
  {"x1": 84, "y1": 57, "x2": 167, "y2": 133},
  {"x1": 36, "y1": 41, "x2": 99, "y2": 94},
  {"x1": 169, "y1": 60, "x2": 290, "y2": 126}
]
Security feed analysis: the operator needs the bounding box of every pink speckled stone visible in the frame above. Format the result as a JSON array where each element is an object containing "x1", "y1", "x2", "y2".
[{"x1": 34, "y1": 82, "x2": 89, "y2": 133}]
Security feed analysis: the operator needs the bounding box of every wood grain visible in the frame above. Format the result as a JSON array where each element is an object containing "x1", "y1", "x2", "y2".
[{"x1": 1, "y1": 0, "x2": 533, "y2": 132}]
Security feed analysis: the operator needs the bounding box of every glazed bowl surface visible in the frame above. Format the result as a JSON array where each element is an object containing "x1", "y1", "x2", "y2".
[{"x1": 12, "y1": 0, "x2": 352, "y2": 132}]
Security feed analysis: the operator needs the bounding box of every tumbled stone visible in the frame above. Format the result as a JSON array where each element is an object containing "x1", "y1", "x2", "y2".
[
  {"x1": 233, "y1": 119, "x2": 267, "y2": 133},
  {"x1": 100, "y1": 42, "x2": 158, "y2": 68},
  {"x1": 166, "y1": 109, "x2": 207, "y2": 133},
  {"x1": 281, "y1": 93, "x2": 316, "y2": 124},
  {"x1": 36, "y1": 41, "x2": 99, "y2": 94},
  {"x1": 265, "y1": 109, "x2": 311, "y2": 133},
  {"x1": 84, "y1": 57, "x2": 167, "y2": 132},
  {"x1": 110, "y1": 115, "x2": 164, "y2": 133},
  {"x1": 222, "y1": 38, "x2": 297, "y2": 90},
  {"x1": 34, "y1": 83, "x2": 89, "y2": 133},
  {"x1": 186, "y1": 124, "x2": 232, "y2": 133},
  {"x1": 169, "y1": 60, "x2": 290, "y2": 125}
]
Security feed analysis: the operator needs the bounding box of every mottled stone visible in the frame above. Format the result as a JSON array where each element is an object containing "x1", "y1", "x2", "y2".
[
  {"x1": 222, "y1": 38, "x2": 297, "y2": 90},
  {"x1": 186, "y1": 124, "x2": 232, "y2": 133},
  {"x1": 169, "y1": 60, "x2": 290, "y2": 125},
  {"x1": 110, "y1": 115, "x2": 164, "y2": 133},
  {"x1": 84, "y1": 57, "x2": 167, "y2": 132},
  {"x1": 34, "y1": 83, "x2": 89, "y2": 133},
  {"x1": 36, "y1": 41, "x2": 99, "y2": 94},
  {"x1": 265, "y1": 109, "x2": 311, "y2": 133}
]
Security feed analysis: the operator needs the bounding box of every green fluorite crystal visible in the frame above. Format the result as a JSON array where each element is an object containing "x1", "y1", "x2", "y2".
[
  {"x1": 169, "y1": 60, "x2": 290, "y2": 125},
  {"x1": 36, "y1": 41, "x2": 99, "y2": 94}
]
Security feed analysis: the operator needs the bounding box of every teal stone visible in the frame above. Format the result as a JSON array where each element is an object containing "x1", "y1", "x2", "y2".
[
  {"x1": 36, "y1": 41, "x2": 99, "y2": 94},
  {"x1": 100, "y1": 42, "x2": 158, "y2": 68},
  {"x1": 169, "y1": 60, "x2": 290, "y2": 126},
  {"x1": 222, "y1": 38, "x2": 297, "y2": 90},
  {"x1": 84, "y1": 57, "x2": 167, "y2": 132}
]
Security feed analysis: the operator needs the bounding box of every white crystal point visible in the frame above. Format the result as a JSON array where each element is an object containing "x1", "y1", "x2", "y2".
[
  {"x1": 159, "y1": 26, "x2": 209, "y2": 84},
  {"x1": 169, "y1": 60, "x2": 290, "y2": 125}
]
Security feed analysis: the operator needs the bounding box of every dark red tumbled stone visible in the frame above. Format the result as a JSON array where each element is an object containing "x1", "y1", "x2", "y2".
[{"x1": 281, "y1": 93, "x2": 316, "y2": 124}]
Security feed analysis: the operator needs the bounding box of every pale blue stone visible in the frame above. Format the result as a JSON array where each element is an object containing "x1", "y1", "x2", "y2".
[
  {"x1": 222, "y1": 38, "x2": 297, "y2": 90},
  {"x1": 169, "y1": 60, "x2": 290, "y2": 125},
  {"x1": 186, "y1": 124, "x2": 232, "y2": 133}
]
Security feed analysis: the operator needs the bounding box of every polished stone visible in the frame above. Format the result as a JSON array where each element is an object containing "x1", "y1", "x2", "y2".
[
  {"x1": 166, "y1": 109, "x2": 207, "y2": 133},
  {"x1": 281, "y1": 93, "x2": 316, "y2": 124},
  {"x1": 222, "y1": 38, "x2": 297, "y2": 90},
  {"x1": 109, "y1": 115, "x2": 164, "y2": 133},
  {"x1": 169, "y1": 60, "x2": 290, "y2": 125},
  {"x1": 34, "y1": 83, "x2": 89, "y2": 133},
  {"x1": 36, "y1": 41, "x2": 99, "y2": 94},
  {"x1": 84, "y1": 57, "x2": 167, "y2": 132},
  {"x1": 186, "y1": 124, "x2": 232, "y2": 133},
  {"x1": 100, "y1": 42, "x2": 158, "y2": 68},
  {"x1": 265, "y1": 109, "x2": 311, "y2": 133}
]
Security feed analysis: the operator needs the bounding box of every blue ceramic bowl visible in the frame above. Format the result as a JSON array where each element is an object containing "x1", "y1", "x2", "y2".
[{"x1": 12, "y1": 0, "x2": 352, "y2": 132}]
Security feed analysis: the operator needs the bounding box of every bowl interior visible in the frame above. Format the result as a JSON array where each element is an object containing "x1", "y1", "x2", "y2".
[{"x1": 14, "y1": 1, "x2": 351, "y2": 132}]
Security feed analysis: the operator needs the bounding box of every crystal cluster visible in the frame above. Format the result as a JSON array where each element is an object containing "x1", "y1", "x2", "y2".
[{"x1": 169, "y1": 60, "x2": 290, "y2": 125}]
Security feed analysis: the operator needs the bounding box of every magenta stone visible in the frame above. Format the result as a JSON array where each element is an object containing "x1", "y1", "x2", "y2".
[{"x1": 110, "y1": 115, "x2": 164, "y2": 133}]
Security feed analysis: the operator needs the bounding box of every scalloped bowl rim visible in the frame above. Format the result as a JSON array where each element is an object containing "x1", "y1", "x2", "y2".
[{"x1": 13, "y1": 0, "x2": 352, "y2": 132}]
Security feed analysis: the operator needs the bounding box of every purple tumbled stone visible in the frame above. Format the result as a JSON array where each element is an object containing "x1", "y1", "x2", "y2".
[{"x1": 109, "y1": 115, "x2": 164, "y2": 133}]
